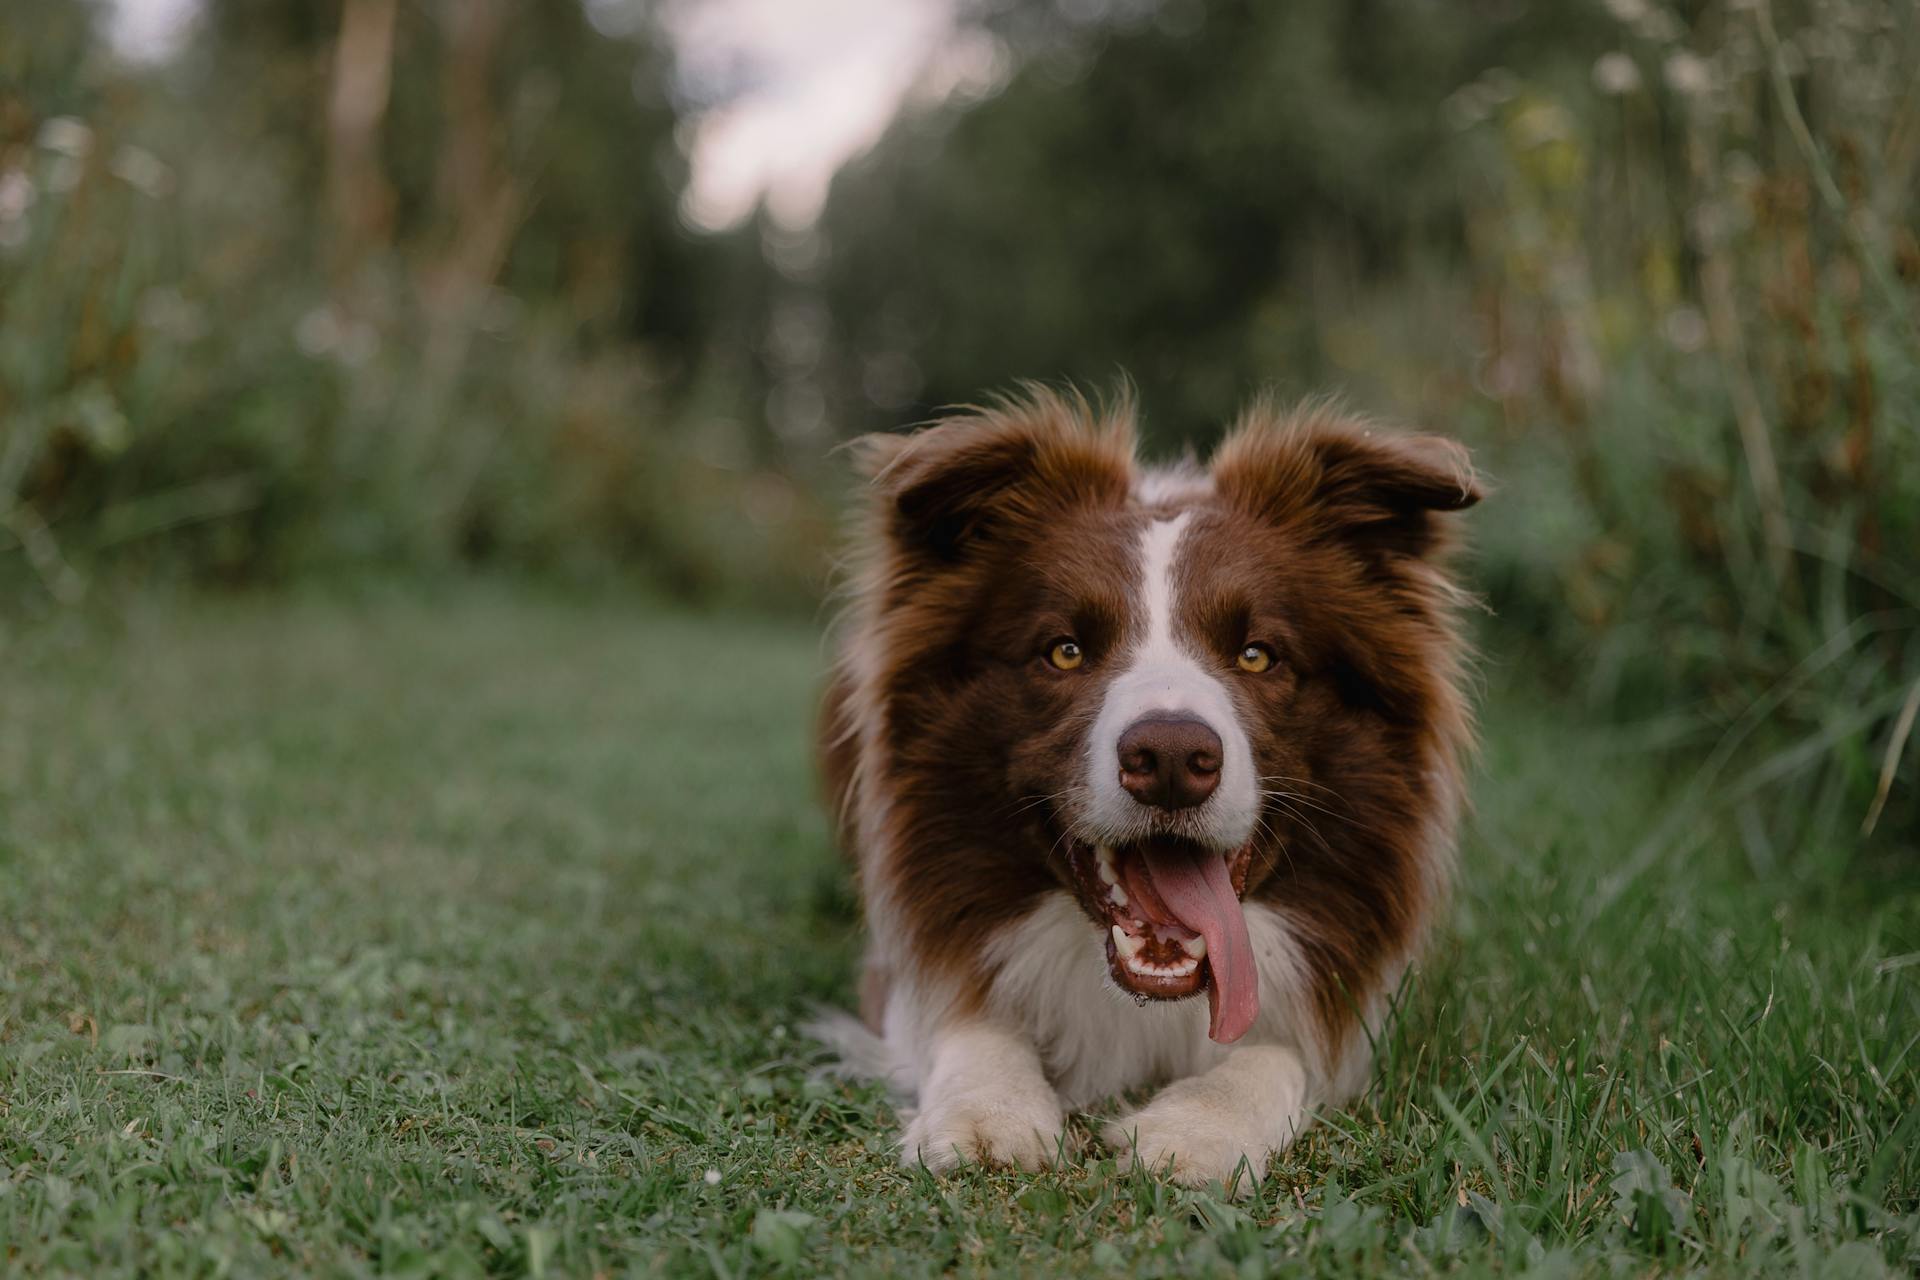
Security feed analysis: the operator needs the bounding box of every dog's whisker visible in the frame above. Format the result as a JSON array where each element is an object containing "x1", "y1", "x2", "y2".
[
  {"x1": 1002, "y1": 788, "x2": 1074, "y2": 822},
  {"x1": 1257, "y1": 785, "x2": 1364, "y2": 834},
  {"x1": 1255, "y1": 777, "x2": 1352, "y2": 811},
  {"x1": 1262, "y1": 797, "x2": 1329, "y2": 856},
  {"x1": 1255, "y1": 773, "x2": 1346, "y2": 800}
]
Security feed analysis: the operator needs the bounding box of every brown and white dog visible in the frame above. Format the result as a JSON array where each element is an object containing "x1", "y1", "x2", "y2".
[{"x1": 815, "y1": 389, "x2": 1480, "y2": 1187}]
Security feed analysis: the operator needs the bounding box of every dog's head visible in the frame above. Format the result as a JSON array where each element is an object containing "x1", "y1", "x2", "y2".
[{"x1": 849, "y1": 390, "x2": 1479, "y2": 1043}]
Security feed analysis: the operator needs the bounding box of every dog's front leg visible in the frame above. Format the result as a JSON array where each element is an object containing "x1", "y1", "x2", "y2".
[
  {"x1": 902, "y1": 1020, "x2": 1064, "y2": 1172},
  {"x1": 1105, "y1": 1043, "x2": 1310, "y2": 1190}
]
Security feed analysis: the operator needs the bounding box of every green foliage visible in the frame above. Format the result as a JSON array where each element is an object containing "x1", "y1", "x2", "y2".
[
  {"x1": 0, "y1": 589, "x2": 1914, "y2": 1275},
  {"x1": 815, "y1": 0, "x2": 1614, "y2": 440},
  {"x1": 0, "y1": 1, "x2": 821, "y2": 605},
  {"x1": 1450, "y1": 0, "x2": 1920, "y2": 851},
  {"x1": 0, "y1": 9, "x2": 180, "y2": 600}
]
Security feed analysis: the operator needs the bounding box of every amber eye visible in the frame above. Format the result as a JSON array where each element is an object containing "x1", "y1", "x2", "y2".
[
  {"x1": 1237, "y1": 643, "x2": 1275, "y2": 674},
  {"x1": 1046, "y1": 639, "x2": 1085, "y2": 671}
]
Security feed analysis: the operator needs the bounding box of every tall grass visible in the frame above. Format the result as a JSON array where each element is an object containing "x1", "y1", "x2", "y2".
[
  {"x1": 0, "y1": 106, "x2": 178, "y2": 601},
  {"x1": 1450, "y1": 0, "x2": 1920, "y2": 857}
]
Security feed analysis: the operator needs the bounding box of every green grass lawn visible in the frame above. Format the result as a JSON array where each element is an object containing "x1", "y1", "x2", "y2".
[{"x1": 0, "y1": 585, "x2": 1914, "y2": 1277}]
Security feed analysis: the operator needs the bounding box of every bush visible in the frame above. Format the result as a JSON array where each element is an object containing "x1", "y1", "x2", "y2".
[{"x1": 1453, "y1": 0, "x2": 1920, "y2": 855}]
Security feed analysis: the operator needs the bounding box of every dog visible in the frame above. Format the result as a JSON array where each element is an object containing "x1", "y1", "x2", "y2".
[{"x1": 813, "y1": 388, "x2": 1480, "y2": 1187}]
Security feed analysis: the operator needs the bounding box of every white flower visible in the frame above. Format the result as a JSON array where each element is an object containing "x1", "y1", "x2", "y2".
[
  {"x1": 110, "y1": 146, "x2": 173, "y2": 198},
  {"x1": 1602, "y1": 0, "x2": 1649, "y2": 22},
  {"x1": 138, "y1": 288, "x2": 209, "y2": 342},
  {"x1": 1664, "y1": 51, "x2": 1712, "y2": 96},
  {"x1": 296, "y1": 307, "x2": 380, "y2": 366},
  {"x1": 295, "y1": 306, "x2": 342, "y2": 356},
  {"x1": 1663, "y1": 306, "x2": 1708, "y2": 353},
  {"x1": 0, "y1": 169, "x2": 34, "y2": 222},
  {"x1": 37, "y1": 116, "x2": 94, "y2": 158},
  {"x1": 702, "y1": 1168, "x2": 722, "y2": 1186},
  {"x1": 1593, "y1": 52, "x2": 1643, "y2": 95}
]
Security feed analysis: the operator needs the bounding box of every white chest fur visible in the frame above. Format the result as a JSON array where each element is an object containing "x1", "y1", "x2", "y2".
[{"x1": 976, "y1": 891, "x2": 1326, "y2": 1108}]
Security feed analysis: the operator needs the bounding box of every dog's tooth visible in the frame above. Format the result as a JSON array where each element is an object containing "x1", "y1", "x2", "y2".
[
  {"x1": 1108, "y1": 882, "x2": 1128, "y2": 908},
  {"x1": 1095, "y1": 846, "x2": 1118, "y2": 885},
  {"x1": 1112, "y1": 925, "x2": 1145, "y2": 959},
  {"x1": 1179, "y1": 934, "x2": 1206, "y2": 960}
]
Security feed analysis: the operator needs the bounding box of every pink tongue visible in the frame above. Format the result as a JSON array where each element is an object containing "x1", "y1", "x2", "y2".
[{"x1": 1139, "y1": 844, "x2": 1259, "y2": 1043}]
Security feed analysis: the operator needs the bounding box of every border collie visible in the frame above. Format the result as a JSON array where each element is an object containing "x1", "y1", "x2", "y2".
[{"x1": 815, "y1": 388, "x2": 1480, "y2": 1187}]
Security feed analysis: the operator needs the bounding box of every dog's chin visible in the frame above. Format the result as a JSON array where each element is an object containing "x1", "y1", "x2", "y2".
[{"x1": 1065, "y1": 835, "x2": 1254, "y2": 1003}]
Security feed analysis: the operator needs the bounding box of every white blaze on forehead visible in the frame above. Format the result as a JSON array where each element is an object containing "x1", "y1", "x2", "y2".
[
  {"x1": 1082, "y1": 511, "x2": 1260, "y2": 848},
  {"x1": 1139, "y1": 512, "x2": 1191, "y2": 645}
]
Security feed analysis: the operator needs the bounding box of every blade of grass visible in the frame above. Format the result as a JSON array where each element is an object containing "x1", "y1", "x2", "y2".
[{"x1": 1860, "y1": 674, "x2": 1920, "y2": 836}]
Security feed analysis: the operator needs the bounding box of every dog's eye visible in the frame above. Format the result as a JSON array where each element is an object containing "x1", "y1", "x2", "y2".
[
  {"x1": 1046, "y1": 639, "x2": 1085, "y2": 671},
  {"x1": 1237, "y1": 643, "x2": 1275, "y2": 674}
]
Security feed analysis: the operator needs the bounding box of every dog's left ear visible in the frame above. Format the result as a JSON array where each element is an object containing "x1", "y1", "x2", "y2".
[{"x1": 1211, "y1": 403, "x2": 1481, "y2": 559}]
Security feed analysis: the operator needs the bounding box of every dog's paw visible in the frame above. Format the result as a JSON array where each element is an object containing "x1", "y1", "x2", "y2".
[
  {"x1": 902, "y1": 1087, "x2": 1064, "y2": 1172},
  {"x1": 1104, "y1": 1046, "x2": 1309, "y2": 1192},
  {"x1": 1105, "y1": 1084, "x2": 1277, "y2": 1192}
]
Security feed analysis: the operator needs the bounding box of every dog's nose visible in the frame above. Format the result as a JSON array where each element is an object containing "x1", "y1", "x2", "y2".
[{"x1": 1117, "y1": 716, "x2": 1222, "y2": 810}]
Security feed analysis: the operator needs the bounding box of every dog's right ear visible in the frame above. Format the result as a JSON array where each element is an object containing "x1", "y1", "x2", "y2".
[
  {"x1": 853, "y1": 391, "x2": 1135, "y2": 560},
  {"x1": 849, "y1": 424, "x2": 1037, "y2": 560}
]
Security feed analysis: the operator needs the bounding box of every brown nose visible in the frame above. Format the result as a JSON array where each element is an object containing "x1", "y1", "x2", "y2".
[{"x1": 1117, "y1": 716, "x2": 1222, "y2": 810}]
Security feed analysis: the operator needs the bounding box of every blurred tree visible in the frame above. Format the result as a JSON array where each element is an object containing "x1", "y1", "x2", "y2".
[
  {"x1": 816, "y1": 0, "x2": 1612, "y2": 443},
  {"x1": 195, "y1": 0, "x2": 705, "y2": 363}
]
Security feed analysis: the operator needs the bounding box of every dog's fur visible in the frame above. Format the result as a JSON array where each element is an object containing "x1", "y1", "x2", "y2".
[{"x1": 814, "y1": 388, "x2": 1480, "y2": 1186}]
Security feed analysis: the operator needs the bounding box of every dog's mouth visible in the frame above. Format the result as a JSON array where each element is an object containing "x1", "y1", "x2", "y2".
[{"x1": 1066, "y1": 836, "x2": 1259, "y2": 1044}]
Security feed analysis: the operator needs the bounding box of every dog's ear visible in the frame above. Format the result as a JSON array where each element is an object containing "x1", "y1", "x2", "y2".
[
  {"x1": 850, "y1": 423, "x2": 1039, "y2": 559},
  {"x1": 1211, "y1": 401, "x2": 1481, "y2": 560},
  {"x1": 854, "y1": 389, "x2": 1135, "y2": 560}
]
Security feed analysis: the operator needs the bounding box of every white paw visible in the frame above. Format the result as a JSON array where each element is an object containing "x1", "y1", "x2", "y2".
[
  {"x1": 902, "y1": 1086, "x2": 1064, "y2": 1172},
  {"x1": 1105, "y1": 1077, "x2": 1294, "y2": 1192}
]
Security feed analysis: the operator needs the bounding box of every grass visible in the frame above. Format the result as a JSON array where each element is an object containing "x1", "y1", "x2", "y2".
[{"x1": 0, "y1": 584, "x2": 1915, "y2": 1277}]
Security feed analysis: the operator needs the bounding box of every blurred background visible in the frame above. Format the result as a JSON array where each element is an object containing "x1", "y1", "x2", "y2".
[{"x1": 2, "y1": 0, "x2": 1916, "y2": 851}]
